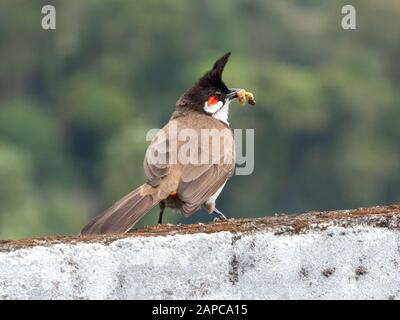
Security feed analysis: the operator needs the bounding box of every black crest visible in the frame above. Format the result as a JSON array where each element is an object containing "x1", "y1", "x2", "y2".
[
  {"x1": 176, "y1": 52, "x2": 232, "y2": 111},
  {"x1": 197, "y1": 52, "x2": 231, "y2": 92}
]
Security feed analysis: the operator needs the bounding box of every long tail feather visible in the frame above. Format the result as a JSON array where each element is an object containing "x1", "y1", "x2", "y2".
[{"x1": 81, "y1": 184, "x2": 159, "y2": 235}]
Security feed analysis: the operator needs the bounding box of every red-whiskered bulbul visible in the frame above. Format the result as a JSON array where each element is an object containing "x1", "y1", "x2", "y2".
[{"x1": 81, "y1": 52, "x2": 254, "y2": 235}]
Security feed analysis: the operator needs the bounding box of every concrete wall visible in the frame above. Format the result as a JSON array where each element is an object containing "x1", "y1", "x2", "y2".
[{"x1": 1, "y1": 205, "x2": 400, "y2": 299}]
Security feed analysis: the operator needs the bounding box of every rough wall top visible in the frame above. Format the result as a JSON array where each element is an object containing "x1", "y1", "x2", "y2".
[
  {"x1": 1, "y1": 205, "x2": 400, "y2": 252},
  {"x1": 1, "y1": 205, "x2": 400, "y2": 299}
]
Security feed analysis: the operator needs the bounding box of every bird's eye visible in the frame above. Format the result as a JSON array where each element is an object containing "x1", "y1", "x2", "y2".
[
  {"x1": 215, "y1": 91, "x2": 222, "y2": 98},
  {"x1": 207, "y1": 95, "x2": 219, "y2": 105}
]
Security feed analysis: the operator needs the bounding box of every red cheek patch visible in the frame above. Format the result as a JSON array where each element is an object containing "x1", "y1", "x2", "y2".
[{"x1": 207, "y1": 95, "x2": 219, "y2": 105}]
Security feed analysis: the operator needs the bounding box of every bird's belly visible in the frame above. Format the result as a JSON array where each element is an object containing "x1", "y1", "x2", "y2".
[
  {"x1": 206, "y1": 181, "x2": 227, "y2": 206},
  {"x1": 164, "y1": 193, "x2": 183, "y2": 209}
]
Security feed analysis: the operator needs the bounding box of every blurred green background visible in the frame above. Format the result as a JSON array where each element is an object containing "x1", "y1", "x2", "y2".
[{"x1": 0, "y1": 0, "x2": 399, "y2": 239}]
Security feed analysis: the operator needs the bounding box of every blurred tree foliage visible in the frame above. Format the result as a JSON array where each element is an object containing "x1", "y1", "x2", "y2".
[{"x1": 0, "y1": 0, "x2": 399, "y2": 239}]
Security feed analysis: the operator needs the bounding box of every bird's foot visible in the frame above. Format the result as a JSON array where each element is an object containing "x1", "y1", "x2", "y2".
[{"x1": 213, "y1": 208, "x2": 227, "y2": 222}]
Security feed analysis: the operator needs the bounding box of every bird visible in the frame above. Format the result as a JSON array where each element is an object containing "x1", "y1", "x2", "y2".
[{"x1": 81, "y1": 52, "x2": 252, "y2": 235}]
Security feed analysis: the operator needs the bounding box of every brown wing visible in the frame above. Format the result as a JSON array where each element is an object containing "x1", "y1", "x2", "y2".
[
  {"x1": 143, "y1": 113, "x2": 236, "y2": 214},
  {"x1": 177, "y1": 127, "x2": 236, "y2": 215},
  {"x1": 178, "y1": 163, "x2": 234, "y2": 214},
  {"x1": 143, "y1": 126, "x2": 170, "y2": 187}
]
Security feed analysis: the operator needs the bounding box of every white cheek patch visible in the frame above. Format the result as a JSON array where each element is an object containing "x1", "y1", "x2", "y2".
[
  {"x1": 204, "y1": 101, "x2": 223, "y2": 114},
  {"x1": 213, "y1": 100, "x2": 230, "y2": 125}
]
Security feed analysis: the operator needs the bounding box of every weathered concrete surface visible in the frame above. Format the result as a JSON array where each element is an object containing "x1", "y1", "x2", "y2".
[{"x1": 1, "y1": 205, "x2": 400, "y2": 300}]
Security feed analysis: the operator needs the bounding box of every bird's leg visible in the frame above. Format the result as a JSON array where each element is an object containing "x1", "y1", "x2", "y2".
[
  {"x1": 158, "y1": 201, "x2": 166, "y2": 224},
  {"x1": 213, "y1": 207, "x2": 227, "y2": 221}
]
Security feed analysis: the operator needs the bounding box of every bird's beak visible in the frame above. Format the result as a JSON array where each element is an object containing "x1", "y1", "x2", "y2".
[{"x1": 226, "y1": 88, "x2": 243, "y2": 100}]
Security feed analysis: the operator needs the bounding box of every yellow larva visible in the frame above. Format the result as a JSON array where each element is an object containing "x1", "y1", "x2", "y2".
[{"x1": 237, "y1": 89, "x2": 256, "y2": 106}]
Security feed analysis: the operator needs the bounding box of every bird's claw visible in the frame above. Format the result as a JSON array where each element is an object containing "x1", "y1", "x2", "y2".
[
  {"x1": 213, "y1": 216, "x2": 225, "y2": 222},
  {"x1": 213, "y1": 208, "x2": 227, "y2": 221}
]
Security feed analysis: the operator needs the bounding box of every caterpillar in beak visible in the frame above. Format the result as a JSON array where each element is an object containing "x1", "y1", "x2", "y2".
[{"x1": 237, "y1": 89, "x2": 256, "y2": 106}]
